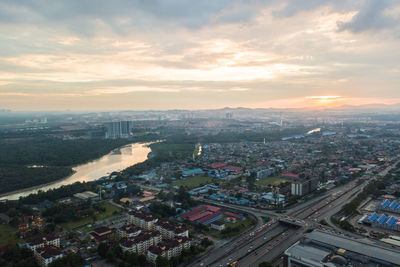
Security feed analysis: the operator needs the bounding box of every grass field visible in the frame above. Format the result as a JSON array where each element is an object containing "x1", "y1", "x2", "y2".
[
  {"x1": 61, "y1": 202, "x2": 122, "y2": 229},
  {"x1": 225, "y1": 218, "x2": 255, "y2": 230},
  {"x1": 172, "y1": 176, "x2": 216, "y2": 189},
  {"x1": 221, "y1": 219, "x2": 255, "y2": 238},
  {"x1": 256, "y1": 176, "x2": 290, "y2": 187},
  {"x1": 0, "y1": 224, "x2": 22, "y2": 246}
]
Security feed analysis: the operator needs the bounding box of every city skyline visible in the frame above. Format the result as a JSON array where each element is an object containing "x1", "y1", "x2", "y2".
[{"x1": 1, "y1": 0, "x2": 400, "y2": 110}]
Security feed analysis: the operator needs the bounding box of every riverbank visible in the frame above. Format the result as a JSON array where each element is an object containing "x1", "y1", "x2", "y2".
[
  {"x1": 0, "y1": 169, "x2": 78, "y2": 199},
  {"x1": 0, "y1": 137, "x2": 138, "y2": 195},
  {"x1": 0, "y1": 142, "x2": 153, "y2": 200}
]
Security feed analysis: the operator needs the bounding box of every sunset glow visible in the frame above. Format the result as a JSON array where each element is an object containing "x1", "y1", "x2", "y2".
[
  {"x1": 306, "y1": 96, "x2": 342, "y2": 107},
  {"x1": 0, "y1": 1, "x2": 399, "y2": 110}
]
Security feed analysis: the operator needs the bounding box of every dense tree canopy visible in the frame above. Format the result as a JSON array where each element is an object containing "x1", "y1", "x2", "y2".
[{"x1": 0, "y1": 137, "x2": 131, "y2": 194}]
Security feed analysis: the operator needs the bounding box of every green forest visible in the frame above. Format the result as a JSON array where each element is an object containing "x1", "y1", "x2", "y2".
[{"x1": 0, "y1": 137, "x2": 132, "y2": 194}]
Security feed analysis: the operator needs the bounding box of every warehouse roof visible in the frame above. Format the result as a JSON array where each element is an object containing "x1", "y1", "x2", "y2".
[{"x1": 306, "y1": 230, "x2": 400, "y2": 266}]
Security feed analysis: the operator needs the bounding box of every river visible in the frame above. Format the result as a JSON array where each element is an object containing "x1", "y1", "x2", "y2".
[{"x1": 0, "y1": 142, "x2": 152, "y2": 201}]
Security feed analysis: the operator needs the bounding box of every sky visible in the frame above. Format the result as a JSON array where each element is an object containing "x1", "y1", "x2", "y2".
[{"x1": 1, "y1": 0, "x2": 400, "y2": 111}]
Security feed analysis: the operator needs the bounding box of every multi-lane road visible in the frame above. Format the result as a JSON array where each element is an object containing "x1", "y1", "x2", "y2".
[
  {"x1": 224, "y1": 178, "x2": 367, "y2": 267},
  {"x1": 191, "y1": 161, "x2": 397, "y2": 267}
]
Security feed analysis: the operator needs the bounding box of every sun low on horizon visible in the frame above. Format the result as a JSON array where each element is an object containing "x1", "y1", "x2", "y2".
[{"x1": 306, "y1": 96, "x2": 343, "y2": 108}]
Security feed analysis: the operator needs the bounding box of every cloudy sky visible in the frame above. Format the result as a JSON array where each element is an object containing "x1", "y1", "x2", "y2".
[{"x1": 1, "y1": 0, "x2": 400, "y2": 110}]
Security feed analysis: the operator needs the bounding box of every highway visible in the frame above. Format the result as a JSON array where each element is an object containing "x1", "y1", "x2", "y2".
[
  {"x1": 190, "y1": 160, "x2": 398, "y2": 267},
  {"x1": 232, "y1": 178, "x2": 367, "y2": 267},
  {"x1": 192, "y1": 183, "x2": 358, "y2": 267},
  {"x1": 192, "y1": 222, "x2": 287, "y2": 267},
  {"x1": 236, "y1": 161, "x2": 398, "y2": 267}
]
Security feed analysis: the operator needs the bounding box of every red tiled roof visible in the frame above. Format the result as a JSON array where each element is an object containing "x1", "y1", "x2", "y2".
[
  {"x1": 189, "y1": 211, "x2": 212, "y2": 222},
  {"x1": 281, "y1": 172, "x2": 299, "y2": 179},
  {"x1": 211, "y1": 163, "x2": 227, "y2": 169},
  {"x1": 205, "y1": 205, "x2": 220, "y2": 212},
  {"x1": 197, "y1": 211, "x2": 222, "y2": 223},
  {"x1": 222, "y1": 165, "x2": 243, "y2": 172},
  {"x1": 179, "y1": 205, "x2": 221, "y2": 222},
  {"x1": 179, "y1": 206, "x2": 209, "y2": 220}
]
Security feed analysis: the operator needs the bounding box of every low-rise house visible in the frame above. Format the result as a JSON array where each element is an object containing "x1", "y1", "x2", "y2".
[
  {"x1": 90, "y1": 226, "x2": 113, "y2": 243},
  {"x1": 18, "y1": 223, "x2": 29, "y2": 234},
  {"x1": 115, "y1": 182, "x2": 128, "y2": 193},
  {"x1": 73, "y1": 191, "x2": 99, "y2": 202},
  {"x1": 188, "y1": 184, "x2": 219, "y2": 195},
  {"x1": 261, "y1": 192, "x2": 286, "y2": 205},
  {"x1": 32, "y1": 216, "x2": 45, "y2": 229},
  {"x1": 210, "y1": 221, "x2": 225, "y2": 231}
]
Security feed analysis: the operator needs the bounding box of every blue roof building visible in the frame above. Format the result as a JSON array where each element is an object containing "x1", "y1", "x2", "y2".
[
  {"x1": 210, "y1": 194, "x2": 220, "y2": 201},
  {"x1": 378, "y1": 214, "x2": 388, "y2": 224},
  {"x1": 381, "y1": 199, "x2": 391, "y2": 209},
  {"x1": 199, "y1": 189, "x2": 209, "y2": 194},
  {"x1": 386, "y1": 216, "x2": 398, "y2": 227},
  {"x1": 368, "y1": 212, "x2": 379, "y2": 223},
  {"x1": 237, "y1": 199, "x2": 250, "y2": 205},
  {"x1": 389, "y1": 201, "x2": 398, "y2": 210},
  {"x1": 182, "y1": 168, "x2": 204, "y2": 177}
]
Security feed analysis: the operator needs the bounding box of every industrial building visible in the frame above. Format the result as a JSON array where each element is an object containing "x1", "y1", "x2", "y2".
[
  {"x1": 284, "y1": 230, "x2": 400, "y2": 266},
  {"x1": 361, "y1": 212, "x2": 400, "y2": 232},
  {"x1": 377, "y1": 199, "x2": 400, "y2": 214},
  {"x1": 178, "y1": 205, "x2": 223, "y2": 225},
  {"x1": 73, "y1": 191, "x2": 99, "y2": 201}
]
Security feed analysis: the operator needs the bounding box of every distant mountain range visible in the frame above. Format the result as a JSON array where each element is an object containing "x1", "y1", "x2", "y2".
[{"x1": 203, "y1": 104, "x2": 400, "y2": 114}]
